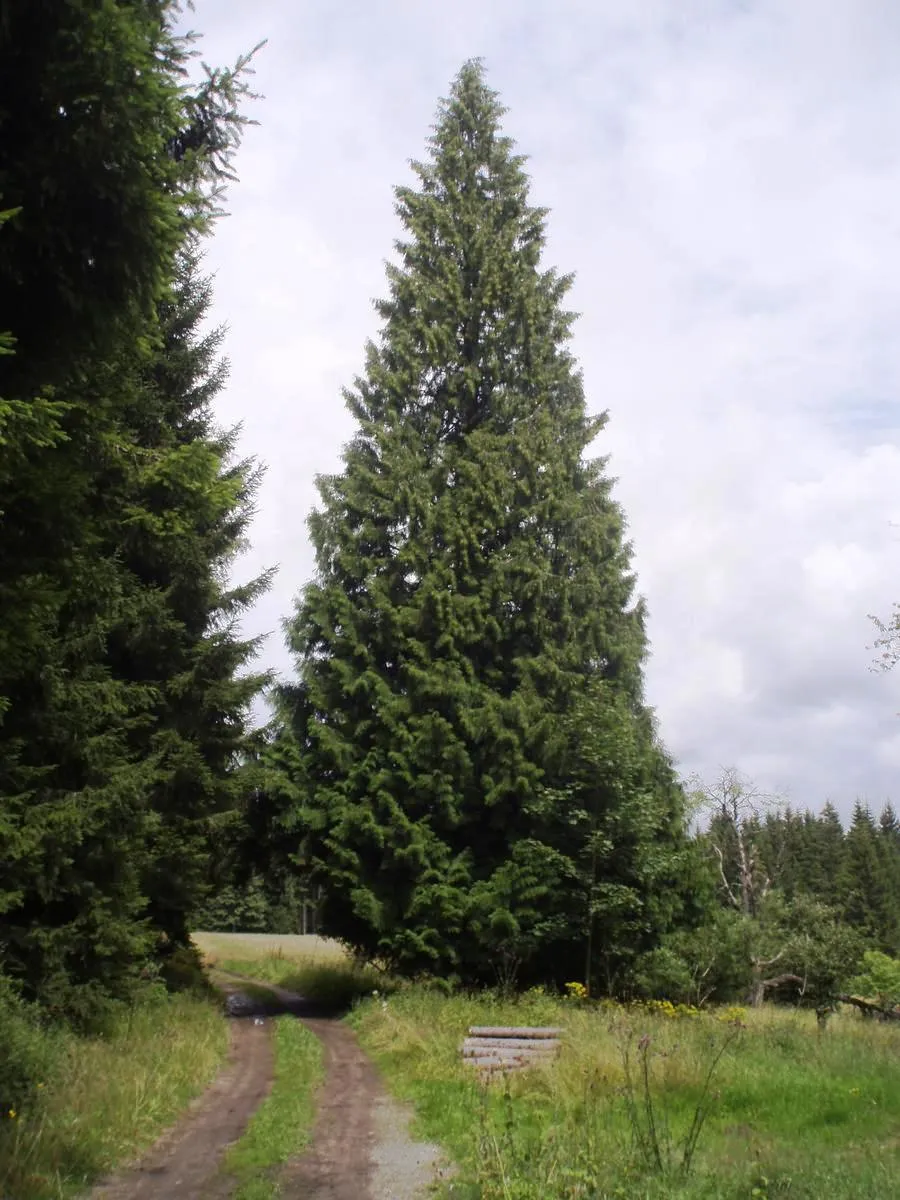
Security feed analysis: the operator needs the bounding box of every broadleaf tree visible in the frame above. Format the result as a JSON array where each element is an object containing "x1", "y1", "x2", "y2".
[{"x1": 281, "y1": 61, "x2": 688, "y2": 989}]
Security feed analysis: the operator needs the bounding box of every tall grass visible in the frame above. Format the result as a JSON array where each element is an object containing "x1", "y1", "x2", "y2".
[
  {"x1": 350, "y1": 990, "x2": 900, "y2": 1199},
  {"x1": 0, "y1": 990, "x2": 227, "y2": 1200}
]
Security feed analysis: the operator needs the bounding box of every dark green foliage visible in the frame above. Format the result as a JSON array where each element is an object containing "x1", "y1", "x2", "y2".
[
  {"x1": 638, "y1": 893, "x2": 865, "y2": 1008},
  {"x1": 0, "y1": 1, "x2": 268, "y2": 1021},
  {"x1": 109, "y1": 250, "x2": 273, "y2": 950},
  {"x1": 0, "y1": 247, "x2": 270, "y2": 1016},
  {"x1": 0, "y1": 0, "x2": 255, "y2": 396},
  {"x1": 523, "y1": 681, "x2": 702, "y2": 993},
  {"x1": 281, "y1": 61, "x2": 687, "y2": 988},
  {"x1": 191, "y1": 871, "x2": 309, "y2": 935},
  {"x1": 641, "y1": 793, "x2": 898, "y2": 1006},
  {"x1": 836, "y1": 803, "x2": 900, "y2": 954}
]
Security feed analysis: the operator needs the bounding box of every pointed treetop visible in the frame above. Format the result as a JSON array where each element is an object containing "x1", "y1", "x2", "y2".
[{"x1": 396, "y1": 57, "x2": 548, "y2": 265}]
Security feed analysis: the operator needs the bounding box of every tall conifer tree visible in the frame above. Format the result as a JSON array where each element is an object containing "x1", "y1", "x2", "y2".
[
  {"x1": 283, "y1": 62, "x2": 686, "y2": 986},
  {"x1": 0, "y1": 1, "x2": 265, "y2": 1016},
  {"x1": 107, "y1": 248, "x2": 273, "y2": 952}
]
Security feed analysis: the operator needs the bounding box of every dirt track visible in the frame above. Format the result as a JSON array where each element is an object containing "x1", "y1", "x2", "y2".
[
  {"x1": 90, "y1": 1008, "x2": 274, "y2": 1199},
  {"x1": 280, "y1": 1016, "x2": 381, "y2": 1199},
  {"x1": 89, "y1": 979, "x2": 439, "y2": 1200}
]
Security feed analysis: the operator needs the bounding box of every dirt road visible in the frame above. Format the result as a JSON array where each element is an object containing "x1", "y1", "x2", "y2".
[
  {"x1": 90, "y1": 1007, "x2": 274, "y2": 1200},
  {"x1": 280, "y1": 1015, "x2": 380, "y2": 1199},
  {"x1": 89, "y1": 979, "x2": 444, "y2": 1200}
]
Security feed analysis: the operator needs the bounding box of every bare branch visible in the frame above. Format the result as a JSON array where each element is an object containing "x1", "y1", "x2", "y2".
[
  {"x1": 836, "y1": 993, "x2": 900, "y2": 1021},
  {"x1": 752, "y1": 948, "x2": 786, "y2": 970},
  {"x1": 712, "y1": 843, "x2": 740, "y2": 910}
]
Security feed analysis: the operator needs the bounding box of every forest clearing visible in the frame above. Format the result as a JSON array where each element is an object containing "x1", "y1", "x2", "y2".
[
  {"x1": 214, "y1": 934, "x2": 900, "y2": 1200},
  {"x1": 3, "y1": 931, "x2": 897, "y2": 1197}
]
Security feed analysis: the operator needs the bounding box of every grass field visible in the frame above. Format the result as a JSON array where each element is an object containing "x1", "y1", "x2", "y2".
[
  {"x1": 195, "y1": 930, "x2": 385, "y2": 1008},
  {"x1": 193, "y1": 931, "x2": 347, "y2": 964},
  {"x1": 0, "y1": 990, "x2": 227, "y2": 1200},
  {"x1": 203, "y1": 933, "x2": 900, "y2": 1200},
  {"x1": 353, "y1": 990, "x2": 900, "y2": 1199}
]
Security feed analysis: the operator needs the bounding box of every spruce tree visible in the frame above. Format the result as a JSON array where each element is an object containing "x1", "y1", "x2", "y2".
[
  {"x1": 798, "y1": 803, "x2": 847, "y2": 901},
  {"x1": 0, "y1": 2, "x2": 264, "y2": 1016},
  {"x1": 875, "y1": 803, "x2": 900, "y2": 953},
  {"x1": 283, "y1": 61, "x2": 686, "y2": 985},
  {"x1": 107, "y1": 248, "x2": 273, "y2": 952},
  {"x1": 837, "y1": 803, "x2": 898, "y2": 953}
]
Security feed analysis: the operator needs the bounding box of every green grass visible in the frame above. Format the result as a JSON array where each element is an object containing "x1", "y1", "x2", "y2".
[
  {"x1": 349, "y1": 990, "x2": 900, "y2": 1199},
  {"x1": 195, "y1": 930, "x2": 389, "y2": 1009},
  {"x1": 193, "y1": 931, "x2": 347, "y2": 964},
  {"x1": 0, "y1": 990, "x2": 227, "y2": 1200},
  {"x1": 224, "y1": 1007, "x2": 325, "y2": 1200}
]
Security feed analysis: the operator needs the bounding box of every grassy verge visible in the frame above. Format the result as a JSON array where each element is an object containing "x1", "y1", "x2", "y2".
[
  {"x1": 350, "y1": 989, "x2": 900, "y2": 1200},
  {"x1": 223, "y1": 1010, "x2": 325, "y2": 1200},
  {"x1": 0, "y1": 990, "x2": 227, "y2": 1200}
]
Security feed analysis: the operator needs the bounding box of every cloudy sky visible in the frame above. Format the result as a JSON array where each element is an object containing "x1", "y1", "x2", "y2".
[{"x1": 188, "y1": 0, "x2": 900, "y2": 820}]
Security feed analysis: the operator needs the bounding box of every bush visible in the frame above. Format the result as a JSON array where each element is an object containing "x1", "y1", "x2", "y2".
[
  {"x1": 847, "y1": 951, "x2": 900, "y2": 1009},
  {"x1": 632, "y1": 946, "x2": 696, "y2": 1003},
  {"x1": 0, "y1": 973, "x2": 61, "y2": 1121},
  {"x1": 158, "y1": 941, "x2": 212, "y2": 995}
]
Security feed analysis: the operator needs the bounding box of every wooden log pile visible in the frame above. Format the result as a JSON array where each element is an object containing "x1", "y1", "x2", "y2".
[{"x1": 461, "y1": 1026, "x2": 563, "y2": 1074}]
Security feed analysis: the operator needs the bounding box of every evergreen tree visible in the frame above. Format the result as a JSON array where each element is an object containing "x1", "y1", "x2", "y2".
[
  {"x1": 837, "y1": 803, "x2": 898, "y2": 953},
  {"x1": 794, "y1": 804, "x2": 847, "y2": 901},
  {"x1": 530, "y1": 683, "x2": 700, "y2": 993},
  {"x1": 0, "y1": 2, "x2": 264, "y2": 1017},
  {"x1": 875, "y1": 803, "x2": 900, "y2": 953},
  {"x1": 107, "y1": 248, "x2": 273, "y2": 952},
  {"x1": 282, "y1": 62, "x2": 686, "y2": 985},
  {"x1": 878, "y1": 802, "x2": 900, "y2": 850}
]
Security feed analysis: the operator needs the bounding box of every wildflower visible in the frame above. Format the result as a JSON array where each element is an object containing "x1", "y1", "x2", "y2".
[
  {"x1": 8, "y1": 1109, "x2": 16, "y2": 1120},
  {"x1": 564, "y1": 981, "x2": 588, "y2": 1001},
  {"x1": 717, "y1": 1005, "x2": 747, "y2": 1026}
]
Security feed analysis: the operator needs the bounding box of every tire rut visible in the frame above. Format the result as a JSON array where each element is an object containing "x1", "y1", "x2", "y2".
[
  {"x1": 279, "y1": 1016, "x2": 381, "y2": 1200},
  {"x1": 90, "y1": 1011, "x2": 274, "y2": 1200},
  {"x1": 89, "y1": 976, "x2": 445, "y2": 1200}
]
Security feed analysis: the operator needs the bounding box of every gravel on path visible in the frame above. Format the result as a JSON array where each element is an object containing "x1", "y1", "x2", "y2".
[{"x1": 370, "y1": 1093, "x2": 454, "y2": 1200}]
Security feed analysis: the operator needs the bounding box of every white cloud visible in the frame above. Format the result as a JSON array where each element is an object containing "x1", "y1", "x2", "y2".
[{"x1": 191, "y1": 0, "x2": 900, "y2": 819}]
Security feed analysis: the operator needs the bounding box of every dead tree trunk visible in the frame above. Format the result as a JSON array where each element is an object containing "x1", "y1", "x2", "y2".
[
  {"x1": 748, "y1": 953, "x2": 804, "y2": 1007},
  {"x1": 835, "y1": 993, "x2": 900, "y2": 1021}
]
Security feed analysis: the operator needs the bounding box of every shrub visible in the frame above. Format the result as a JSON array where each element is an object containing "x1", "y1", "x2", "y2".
[
  {"x1": 0, "y1": 973, "x2": 61, "y2": 1122},
  {"x1": 847, "y1": 951, "x2": 900, "y2": 1009}
]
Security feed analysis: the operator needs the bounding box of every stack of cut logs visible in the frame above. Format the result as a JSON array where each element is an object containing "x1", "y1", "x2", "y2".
[{"x1": 461, "y1": 1025, "x2": 563, "y2": 1073}]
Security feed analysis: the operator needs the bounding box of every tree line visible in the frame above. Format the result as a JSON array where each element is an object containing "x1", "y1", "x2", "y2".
[{"x1": 2, "y1": 7, "x2": 897, "y2": 1043}]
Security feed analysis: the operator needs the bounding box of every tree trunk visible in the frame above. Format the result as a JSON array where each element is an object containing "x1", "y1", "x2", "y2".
[
  {"x1": 748, "y1": 968, "x2": 803, "y2": 1007},
  {"x1": 835, "y1": 993, "x2": 900, "y2": 1021}
]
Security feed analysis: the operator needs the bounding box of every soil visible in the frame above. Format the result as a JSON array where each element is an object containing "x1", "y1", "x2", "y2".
[
  {"x1": 90, "y1": 999, "x2": 274, "y2": 1200},
  {"x1": 88, "y1": 978, "x2": 447, "y2": 1200},
  {"x1": 279, "y1": 1015, "x2": 381, "y2": 1199}
]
